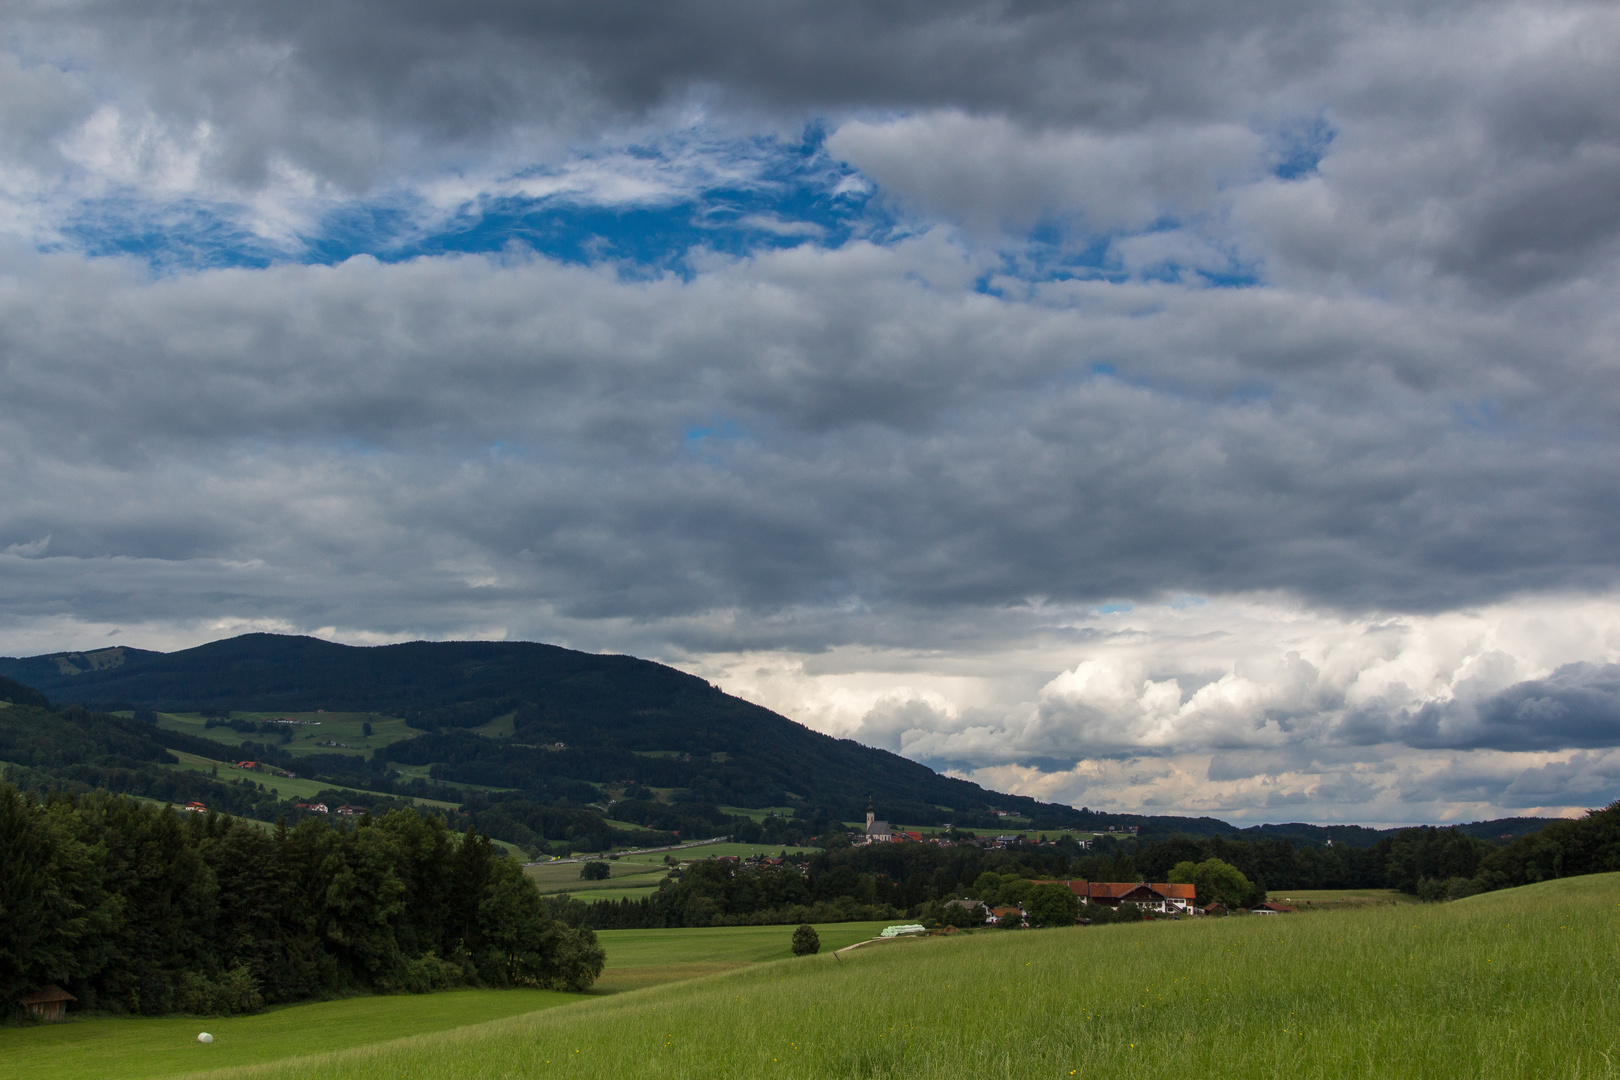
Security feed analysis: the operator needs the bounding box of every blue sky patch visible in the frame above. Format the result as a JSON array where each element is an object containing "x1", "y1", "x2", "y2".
[{"x1": 1271, "y1": 115, "x2": 1337, "y2": 181}]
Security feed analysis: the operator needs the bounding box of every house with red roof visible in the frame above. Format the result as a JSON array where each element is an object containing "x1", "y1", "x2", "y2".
[{"x1": 1035, "y1": 880, "x2": 1198, "y2": 914}]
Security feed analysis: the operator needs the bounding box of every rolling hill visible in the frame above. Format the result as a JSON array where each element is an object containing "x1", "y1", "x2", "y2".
[{"x1": 0, "y1": 633, "x2": 1093, "y2": 829}]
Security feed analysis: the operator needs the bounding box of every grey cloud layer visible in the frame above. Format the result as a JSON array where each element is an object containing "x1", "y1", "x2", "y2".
[{"x1": 3, "y1": 241, "x2": 1617, "y2": 636}]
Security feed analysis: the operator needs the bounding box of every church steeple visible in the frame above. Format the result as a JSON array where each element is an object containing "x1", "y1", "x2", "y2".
[{"x1": 866, "y1": 797, "x2": 875, "y2": 832}]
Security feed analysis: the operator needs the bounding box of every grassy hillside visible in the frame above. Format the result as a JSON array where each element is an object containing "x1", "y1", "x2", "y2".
[{"x1": 187, "y1": 873, "x2": 1620, "y2": 1080}]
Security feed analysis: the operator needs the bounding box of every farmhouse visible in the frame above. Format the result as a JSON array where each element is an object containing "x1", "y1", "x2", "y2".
[
  {"x1": 334, "y1": 805, "x2": 367, "y2": 816},
  {"x1": 989, "y1": 905, "x2": 1025, "y2": 926},
  {"x1": 16, "y1": 986, "x2": 75, "y2": 1022},
  {"x1": 182, "y1": 801, "x2": 208, "y2": 813},
  {"x1": 1037, "y1": 880, "x2": 1198, "y2": 913}
]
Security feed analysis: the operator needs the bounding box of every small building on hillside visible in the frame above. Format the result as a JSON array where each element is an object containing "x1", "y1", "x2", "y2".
[
  {"x1": 181, "y1": 801, "x2": 208, "y2": 813},
  {"x1": 334, "y1": 805, "x2": 367, "y2": 816},
  {"x1": 296, "y1": 802, "x2": 329, "y2": 813},
  {"x1": 17, "y1": 987, "x2": 75, "y2": 1022}
]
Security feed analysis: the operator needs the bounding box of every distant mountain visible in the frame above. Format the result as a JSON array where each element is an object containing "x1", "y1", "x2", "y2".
[
  {"x1": 0, "y1": 634, "x2": 1568, "y2": 844},
  {"x1": 0, "y1": 633, "x2": 1088, "y2": 827}
]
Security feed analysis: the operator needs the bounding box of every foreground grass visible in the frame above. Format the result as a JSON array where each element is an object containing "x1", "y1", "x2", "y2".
[
  {"x1": 215, "y1": 874, "x2": 1620, "y2": 1080},
  {"x1": 0, "y1": 921, "x2": 898, "y2": 1080},
  {"x1": 0, "y1": 989, "x2": 575, "y2": 1080}
]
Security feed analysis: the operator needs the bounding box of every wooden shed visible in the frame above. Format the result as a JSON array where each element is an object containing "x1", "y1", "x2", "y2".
[{"x1": 17, "y1": 986, "x2": 76, "y2": 1022}]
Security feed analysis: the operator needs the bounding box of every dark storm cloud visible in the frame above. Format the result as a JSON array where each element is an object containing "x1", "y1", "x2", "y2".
[
  {"x1": 1410, "y1": 664, "x2": 1620, "y2": 752},
  {"x1": 1336, "y1": 664, "x2": 1620, "y2": 753}
]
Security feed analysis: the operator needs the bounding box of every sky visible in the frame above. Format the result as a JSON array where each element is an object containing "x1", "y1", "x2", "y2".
[{"x1": 2, "y1": 0, "x2": 1620, "y2": 825}]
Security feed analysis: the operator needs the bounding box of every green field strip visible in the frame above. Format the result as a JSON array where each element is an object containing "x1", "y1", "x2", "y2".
[
  {"x1": 152, "y1": 750, "x2": 462, "y2": 813},
  {"x1": 717, "y1": 805, "x2": 799, "y2": 822},
  {"x1": 595, "y1": 920, "x2": 900, "y2": 969},
  {"x1": 563, "y1": 885, "x2": 664, "y2": 903},
  {"x1": 0, "y1": 988, "x2": 575, "y2": 1080},
  {"x1": 524, "y1": 861, "x2": 669, "y2": 891},
  {"x1": 466, "y1": 711, "x2": 517, "y2": 738}
]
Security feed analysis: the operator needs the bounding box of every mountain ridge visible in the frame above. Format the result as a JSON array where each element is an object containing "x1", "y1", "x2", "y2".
[{"x1": 0, "y1": 633, "x2": 1092, "y2": 828}]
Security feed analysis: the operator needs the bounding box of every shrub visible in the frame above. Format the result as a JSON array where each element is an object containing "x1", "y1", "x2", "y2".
[
  {"x1": 791, "y1": 924, "x2": 820, "y2": 955},
  {"x1": 580, "y1": 860, "x2": 611, "y2": 880},
  {"x1": 174, "y1": 965, "x2": 264, "y2": 1016},
  {"x1": 1024, "y1": 883, "x2": 1080, "y2": 927}
]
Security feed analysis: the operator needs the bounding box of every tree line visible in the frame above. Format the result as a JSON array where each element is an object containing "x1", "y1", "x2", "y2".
[
  {"x1": 546, "y1": 801, "x2": 1620, "y2": 930},
  {"x1": 0, "y1": 783, "x2": 604, "y2": 1019}
]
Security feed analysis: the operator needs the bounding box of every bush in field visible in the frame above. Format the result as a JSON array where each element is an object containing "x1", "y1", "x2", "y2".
[
  {"x1": 1084, "y1": 902, "x2": 1144, "y2": 925},
  {"x1": 938, "y1": 901, "x2": 987, "y2": 929},
  {"x1": 174, "y1": 965, "x2": 264, "y2": 1016},
  {"x1": 1023, "y1": 882, "x2": 1080, "y2": 927},
  {"x1": 1170, "y1": 857, "x2": 1262, "y2": 908},
  {"x1": 791, "y1": 924, "x2": 820, "y2": 955},
  {"x1": 580, "y1": 860, "x2": 611, "y2": 880}
]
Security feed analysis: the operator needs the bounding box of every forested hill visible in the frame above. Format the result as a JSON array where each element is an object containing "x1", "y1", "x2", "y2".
[{"x1": 0, "y1": 633, "x2": 1096, "y2": 827}]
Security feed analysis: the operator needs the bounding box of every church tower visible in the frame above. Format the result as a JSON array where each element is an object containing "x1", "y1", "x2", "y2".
[{"x1": 866, "y1": 797, "x2": 875, "y2": 832}]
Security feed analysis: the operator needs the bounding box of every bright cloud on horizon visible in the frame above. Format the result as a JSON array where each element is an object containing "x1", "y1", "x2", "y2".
[{"x1": 2, "y1": 0, "x2": 1619, "y2": 825}]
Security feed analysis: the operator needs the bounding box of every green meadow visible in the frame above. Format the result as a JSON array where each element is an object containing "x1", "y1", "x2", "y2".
[
  {"x1": 152, "y1": 712, "x2": 418, "y2": 759},
  {"x1": 0, "y1": 989, "x2": 576, "y2": 1080},
  {"x1": 524, "y1": 844, "x2": 822, "y2": 901},
  {"x1": 8, "y1": 877, "x2": 1618, "y2": 1080},
  {"x1": 1270, "y1": 887, "x2": 1423, "y2": 909}
]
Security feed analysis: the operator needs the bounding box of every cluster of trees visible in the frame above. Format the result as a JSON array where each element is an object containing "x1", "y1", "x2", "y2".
[{"x1": 0, "y1": 783, "x2": 604, "y2": 1019}]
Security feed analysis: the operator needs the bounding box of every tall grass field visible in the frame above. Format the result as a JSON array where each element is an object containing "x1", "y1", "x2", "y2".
[{"x1": 9, "y1": 877, "x2": 1617, "y2": 1079}]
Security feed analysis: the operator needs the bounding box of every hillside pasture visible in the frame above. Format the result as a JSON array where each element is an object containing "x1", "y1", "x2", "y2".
[
  {"x1": 193, "y1": 873, "x2": 1620, "y2": 1080},
  {"x1": 618, "y1": 842, "x2": 822, "y2": 862},
  {"x1": 556, "y1": 885, "x2": 663, "y2": 904},
  {"x1": 154, "y1": 711, "x2": 419, "y2": 759},
  {"x1": 1271, "y1": 887, "x2": 1422, "y2": 909},
  {"x1": 524, "y1": 859, "x2": 669, "y2": 893}
]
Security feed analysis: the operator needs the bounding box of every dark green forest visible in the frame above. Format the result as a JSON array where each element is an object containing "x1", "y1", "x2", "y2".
[{"x1": 0, "y1": 783, "x2": 604, "y2": 1019}]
